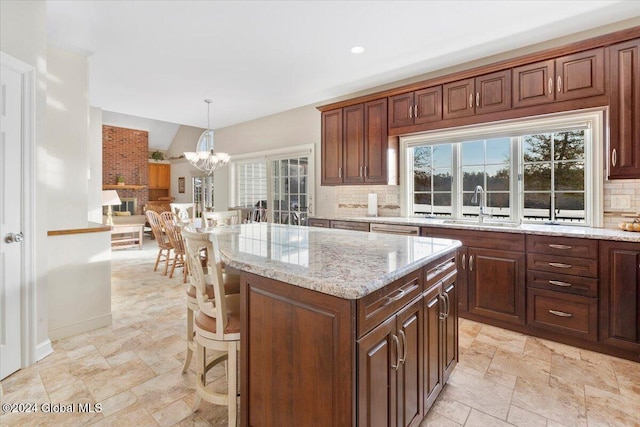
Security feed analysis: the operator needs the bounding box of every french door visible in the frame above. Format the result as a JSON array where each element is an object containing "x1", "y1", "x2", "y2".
[{"x1": 269, "y1": 154, "x2": 313, "y2": 225}]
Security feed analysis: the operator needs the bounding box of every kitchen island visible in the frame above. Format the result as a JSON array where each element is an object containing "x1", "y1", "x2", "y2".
[{"x1": 204, "y1": 222, "x2": 461, "y2": 427}]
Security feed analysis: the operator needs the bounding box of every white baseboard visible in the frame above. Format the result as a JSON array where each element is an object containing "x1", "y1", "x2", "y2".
[
  {"x1": 35, "y1": 339, "x2": 53, "y2": 361},
  {"x1": 48, "y1": 313, "x2": 113, "y2": 342}
]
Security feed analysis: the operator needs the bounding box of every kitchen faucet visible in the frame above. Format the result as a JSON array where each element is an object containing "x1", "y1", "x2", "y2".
[{"x1": 471, "y1": 185, "x2": 490, "y2": 223}]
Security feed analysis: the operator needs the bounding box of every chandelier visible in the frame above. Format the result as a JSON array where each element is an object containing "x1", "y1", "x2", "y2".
[{"x1": 184, "y1": 99, "x2": 230, "y2": 175}]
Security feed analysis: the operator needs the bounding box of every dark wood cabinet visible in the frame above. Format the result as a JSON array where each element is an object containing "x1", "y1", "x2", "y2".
[
  {"x1": 321, "y1": 108, "x2": 343, "y2": 185},
  {"x1": 513, "y1": 48, "x2": 605, "y2": 108},
  {"x1": 389, "y1": 86, "x2": 443, "y2": 129},
  {"x1": 599, "y1": 240, "x2": 640, "y2": 353},
  {"x1": 608, "y1": 38, "x2": 640, "y2": 179},
  {"x1": 468, "y1": 247, "x2": 526, "y2": 325},
  {"x1": 307, "y1": 218, "x2": 330, "y2": 228},
  {"x1": 330, "y1": 220, "x2": 370, "y2": 232},
  {"x1": 321, "y1": 99, "x2": 389, "y2": 185},
  {"x1": 443, "y1": 71, "x2": 510, "y2": 120}
]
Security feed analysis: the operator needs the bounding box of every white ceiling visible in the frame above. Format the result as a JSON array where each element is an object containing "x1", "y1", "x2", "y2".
[{"x1": 47, "y1": 1, "x2": 640, "y2": 150}]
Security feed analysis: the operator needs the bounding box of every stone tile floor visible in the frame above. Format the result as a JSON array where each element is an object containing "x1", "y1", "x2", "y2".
[{"x1": 1, "y1": 237, "x2": 639, "y2": 426}]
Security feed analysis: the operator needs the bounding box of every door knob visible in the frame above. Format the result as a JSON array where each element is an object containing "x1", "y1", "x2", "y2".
[{"x1": 4, "y1": 232, "x2": 23, "y2": 244}]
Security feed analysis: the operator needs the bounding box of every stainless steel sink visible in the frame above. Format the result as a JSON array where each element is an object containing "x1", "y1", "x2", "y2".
[{"x1": 442, "y1": 219, "x2": 520, "y2": 228}]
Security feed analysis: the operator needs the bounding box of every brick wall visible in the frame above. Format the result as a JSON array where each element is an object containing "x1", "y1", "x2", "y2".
[{"x1": 102, "y1": 125, "x2": 149, "y2": 214}]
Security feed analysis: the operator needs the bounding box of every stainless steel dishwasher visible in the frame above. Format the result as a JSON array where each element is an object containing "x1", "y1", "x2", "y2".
[{"x1": 369, "y1": 223, "x2": 420, "y2": 235}]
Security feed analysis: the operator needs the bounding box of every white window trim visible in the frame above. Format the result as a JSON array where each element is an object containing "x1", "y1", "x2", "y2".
[
  {"x1": 400, "y1": 109, "x2": 604, "y2": 227},
  {"x1": 229, "y1": 144, "x2": 315, "y2": 219}
]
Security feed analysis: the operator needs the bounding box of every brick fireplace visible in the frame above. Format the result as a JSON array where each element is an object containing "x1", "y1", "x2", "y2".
[{"x1": 102, "y1": 125, "x2": 149, "y2": 215}]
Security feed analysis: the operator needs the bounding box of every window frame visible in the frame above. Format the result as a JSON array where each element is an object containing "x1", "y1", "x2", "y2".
[{"x1": 400, "y1": 110, "x2": 604, "y2": 227}]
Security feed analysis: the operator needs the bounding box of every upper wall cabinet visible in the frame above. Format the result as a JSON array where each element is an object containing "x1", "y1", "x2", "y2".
[
  {"x1": 513, "y1": 48, "x2": 605, "y2": 108},
  {"x1": 321, "y1": 98, "x2": 389, "y2": 185},
  {"x1": 389, "y1": 86, "x2": 443, "y2": 129},
  {"x1": 443, "y1": 70, "x2": 512, "y2": 120},
  {"x1": 608, "y1": 38, "x2": 640, "y2": 179}
]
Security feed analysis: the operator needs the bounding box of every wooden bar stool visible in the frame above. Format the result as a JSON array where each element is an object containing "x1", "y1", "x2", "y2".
[{"x1": 182, "y1": 228, "x2": 241, "y2": 426}]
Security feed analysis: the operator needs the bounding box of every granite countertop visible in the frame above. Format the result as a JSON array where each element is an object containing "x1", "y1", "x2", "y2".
[
  {"x1": 189, "y1": 222, "x2": 461, "y2": 300},
  {"x1": 311, "y1": 216, "x2": 640, "y2": 243}
]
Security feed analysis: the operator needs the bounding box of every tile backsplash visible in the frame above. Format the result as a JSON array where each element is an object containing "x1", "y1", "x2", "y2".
[{"x1": 335, "y1": 180, "x2": 640, "y2": 230}]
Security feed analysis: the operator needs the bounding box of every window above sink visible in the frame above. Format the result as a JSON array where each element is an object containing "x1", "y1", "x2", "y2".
[{"x1": 400, "y1": 110, "x2": 604, "y2": 228}]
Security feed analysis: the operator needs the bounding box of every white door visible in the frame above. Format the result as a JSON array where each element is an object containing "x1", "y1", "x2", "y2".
[{"x1": 0, "y1": 61, "x2": 24, "y2": 380}]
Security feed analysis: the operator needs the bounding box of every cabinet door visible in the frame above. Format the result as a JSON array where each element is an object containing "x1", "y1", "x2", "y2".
[
  {"x1": 148, "y1": 163, "x2": 160, "y2": 189},
  {"x1": 321, "y1": 109, "x2": 343, "y2": 185},
  {"x1": 358, "y1": 316, "x2": 397, "y2": 427},
  {"x1": 599, "y1": 241, "x2": 640, "y2": 352},
  {"x1": 512, "y1": 59, "x2": 555, "y2": 108},
  {"x1": 414, "y1": 86, "x2": 442, "y2": 125},
  {"x1": 475, "y1": 70, "x2": 511, "y2": 115},
  {"x1": 364, "y1": 99, "x2": 388, "y2": 184},
  {"x1": 423, "y1": 284, "x2": 443, "y2": 412},
  {"x1": 441, "y1": 273, "x2": 458, "y2": 383},
  {"x1": 389, "y1": 92, "x2": 415, "y2": 129},
  {"x1": 468, "y1": 247, "x2": 526, "y2": 325},
  {"x1": 609, "y1": 39, "x2": 640, "y2": 179},
  {"x1": 158, "y1": 164, "x2": 170, "y2": 189},
  {"x1": 555, "y1": 48, "x2": 605, "y2": 102},
  {"x1": 443, "y1": 78, "x2": 474, "y2": 120},
  {"x1": 396, "y1": 298, "x2": 423, "y2": 427},
  {"x1": 343, "y1": 104, "x2": 365, "y2": 184}
]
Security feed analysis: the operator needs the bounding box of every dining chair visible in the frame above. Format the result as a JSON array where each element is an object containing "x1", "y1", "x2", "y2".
[
  {"x1": 182, "y1": 228, "x2": 241, "y2": 425},
  {"x1": 202, "y1": 209, "x2": 242, "y2": 228},
  {"x1": 170, "y1": 202, "x2": 196, "y2": 223},
  {"x1": 145, "y1": 210, "x2": 173, "y2": 275},
  {"x1": 160, "y1": 211, "x2": 188, "y2": 283}
]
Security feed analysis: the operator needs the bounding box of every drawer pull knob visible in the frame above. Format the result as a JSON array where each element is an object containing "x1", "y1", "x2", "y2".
[
  {"x1": 549, "y1": 244, "x2": 572, "y2": 250},
  {"x1": 549, "y1": 309, "x2": 573, "y2": 318},
  {"x1": 549, "y1": 280, "x2": 572, "y2": 287},
  {"x1": 549, "y1": 262, "x2": 572, "y2": 269},
  {"x1": 386, "y1": 288, "x2": 406, "y2": 304}
]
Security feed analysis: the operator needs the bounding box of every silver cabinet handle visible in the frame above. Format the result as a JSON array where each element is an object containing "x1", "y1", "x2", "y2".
[
  {"x1": 612, "y1": 149, "x2": 617, "y2": 167},
  {"x1": 409, "y1": 105, "x2": 413, "y2": 119},
  {"x1": 461, "y1": 254, "x2": 466, "y2": 270},
  {"x1": 391, "y1": 334, "x2": 401, "y2": 370},
  {"x1": 549, "y1": 244, "x2": 572, "y2": 250},
  {"x1": 549, "y1": 262, "x2": 572, "y2": 269},
  {"x1": 364, "y1": 166, "x2": 367, "y2": 178},
  {"x1": 438, "y1": 295, "x2": 447, "y2": 320},
  {"x1": 549, "y1": 280, "x2": 572, "y2": 287},
  {"x1": 557, "y1": 76, "x2": 562, "y2": 93},
  {"x1": 469, "y1": 94, "x2": 473, "y2": 108},
  {"x1": 469, "y1": 255, "x2": 474, "y2": 271},
  {"x1": 386, "y1": 288, "x2": 406, "y2": 305},
  {"x1": 338, "y1": 167, "x2": 342, "y2": 178},
  {"x1": 548, "y1": 77, "x2": 553, "y2": 95},
  {"x1": 549, "y1": 309, "x2": 573, "y2": 318},
  {"x1": 4, "y1": 232, "x2": 24, "y2": 244},
  {"x1": 476, "y1": 92, "x2": 479, "y2": 107},
  {"x1": 359, "y1": 166, "x2": 363, "y2": 177},
  {"x1": 399, "y1": 330, "x2": 407, "y2": 365},
  {"x1": 414, "y1": 105, "x2": 418, "y2": 118}
]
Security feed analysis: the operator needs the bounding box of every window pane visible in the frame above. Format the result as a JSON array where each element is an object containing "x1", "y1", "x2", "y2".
[
  {"x1": 461, "y1": 140, "x2": 484, "y2": 165},
  {"x1": 414, "y1": 146, "x2": 432, "y2": 169},
  {"x1": 554, "y1": 131, "x2": 584, "y2": 161},
  {"x1": 523, "y1": 134, "x2": 551, "y2": 162},
  {"x1": 414, "y1": 171, "x2": 431, "y2": 192},
  {"x1": 554, "y1": 162, "x2": 584, "y2": 191},
  {"x1": 462, "y1": 166, "x2": 484, "y2": 191},
  {"x1": 486, "y1": 165, "x2": 509, "y2": 191},
  {"x1": 555, "y1": 192, "x2": 585, "y2": 221},
  {"x1": 524, "y1": 164, "x2": 551, "y2": 191},
  {"x1": 414, "y1": 193, "x2": 431, "y2": 206},
  {"x1": 485, "y1": 137, "x2": 510, "y2": 164},
  {"x1": 487, "y1": 192, "x2": 509, "y2": 209},
  {"x1": 524, "y1": 193, "x2": 551, "y2": 220},
  {"x1": 433, "y1": 193, "x2": 451, "y2": 206},
  {"x1": 432, "y1": 144, "x2": 452, "y2": 168},
  {"x1": 433, "y1": 170, "x2": 451, "y2": 191}
]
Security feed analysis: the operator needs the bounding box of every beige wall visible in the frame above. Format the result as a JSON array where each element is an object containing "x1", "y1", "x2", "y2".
[{"x1": 1, "y1": 0, "x2": 50, "y2": 355}]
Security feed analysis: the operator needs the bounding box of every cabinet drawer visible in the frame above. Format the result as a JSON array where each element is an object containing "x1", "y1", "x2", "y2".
[
  {"x1": 527, "y1": 253, "x2": 597, "y2": 278},
  {"x1": 526, "y1": 270, "x2": 598, "y2": 297},
  {"x1": 357, "y1": 269, "x2": 422, "y2": 338},
  {"x1": 426, "y1": 254, "x2": 457, "y2": 288},
  {"x1": 526, "y1": 235, "x2": 597, "y2": 259},
  {"x1": 527, "y1": 288, "x2": 597, "y2": 341},
  {"x1": 308, "y1": 218, "x2": 330, "y2": 228},
  {"x1": 330, "y1": 220, "x2": 370, "y2": 232}
]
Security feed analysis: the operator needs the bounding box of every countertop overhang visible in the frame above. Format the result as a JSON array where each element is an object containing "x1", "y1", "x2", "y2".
[{"x1": 190, "y1": 222, "x2": 461, "y2": 299}]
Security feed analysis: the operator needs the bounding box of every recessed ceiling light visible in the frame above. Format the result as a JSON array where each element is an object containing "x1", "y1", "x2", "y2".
[{"x1": 351, "y1": 46, "x2": 365, "y2": 54}]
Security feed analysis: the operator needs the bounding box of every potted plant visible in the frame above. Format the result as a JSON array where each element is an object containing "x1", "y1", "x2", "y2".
[
  {"x1": 151, "y1": 150, "x2": 164, "y2": 162},
  {"x1": 116, "y1": 174, "x2": 125, "y2": 186}
]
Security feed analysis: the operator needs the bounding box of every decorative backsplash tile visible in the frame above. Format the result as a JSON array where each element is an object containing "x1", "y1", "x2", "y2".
[{"x1": 334, "y1": 179, "x2": 640, "y2": 230}]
